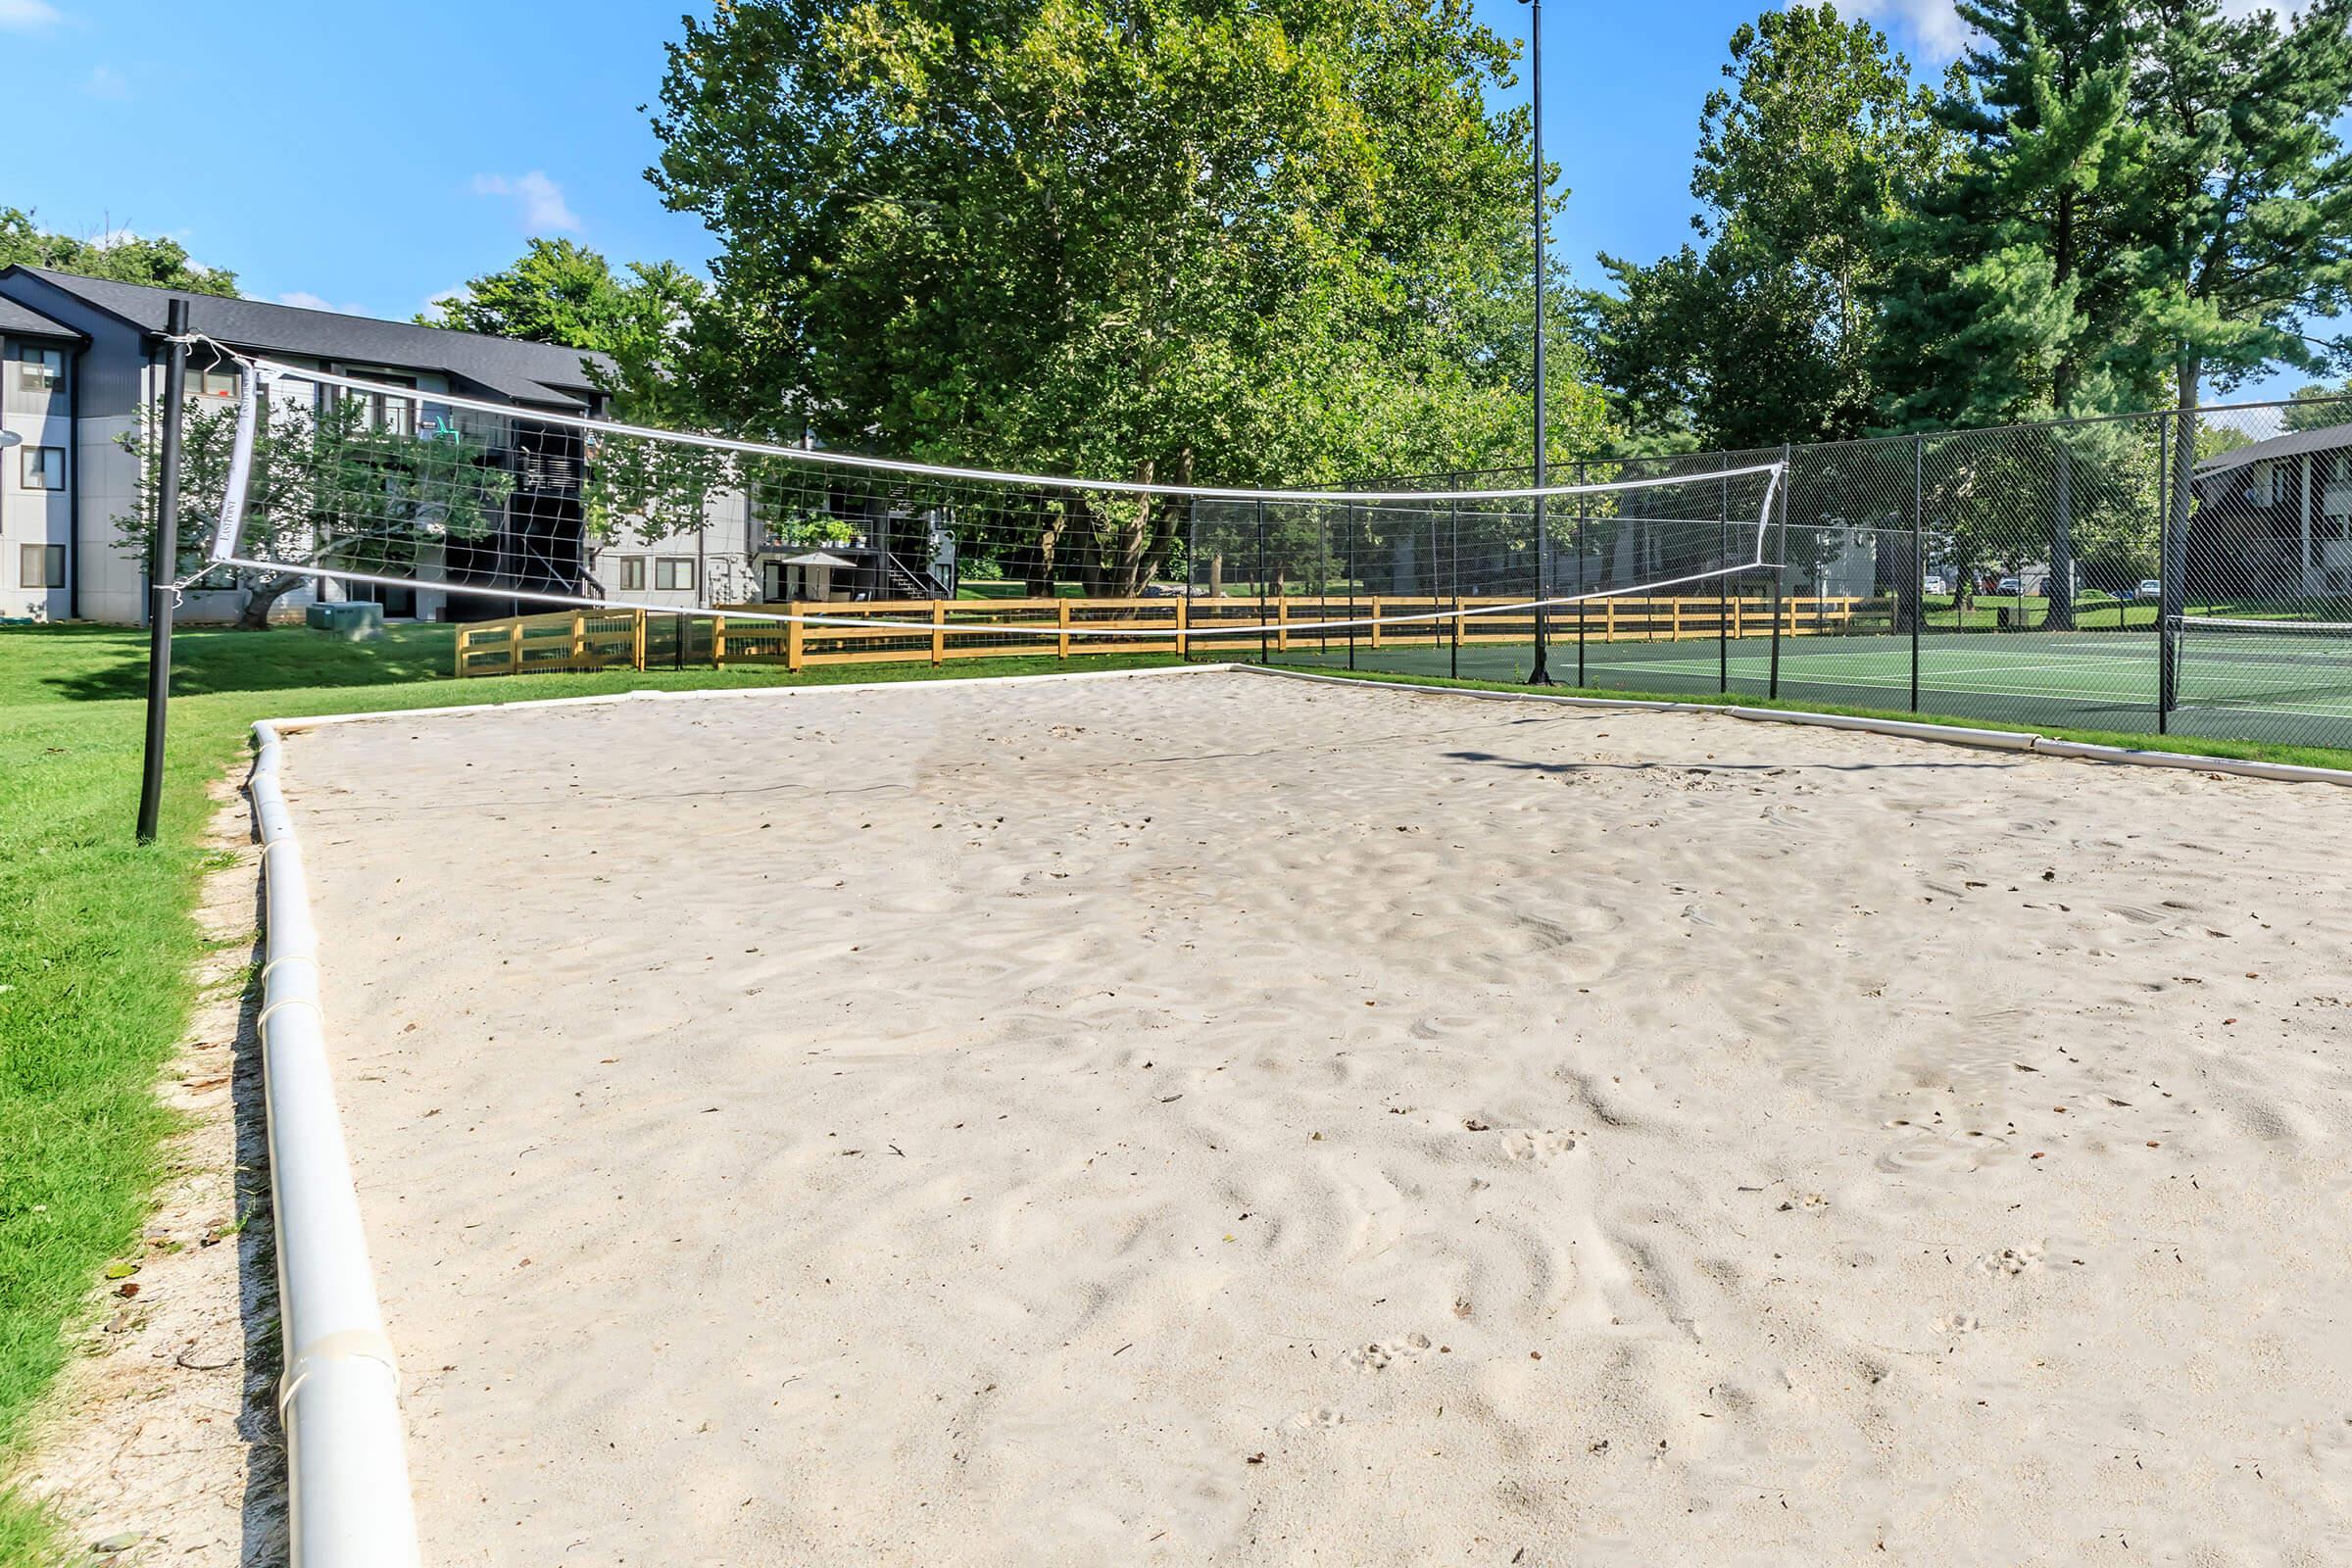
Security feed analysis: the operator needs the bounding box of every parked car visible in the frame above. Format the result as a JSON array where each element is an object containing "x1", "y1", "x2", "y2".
[
  {"x1": 2136, "y1": 578, "x2": 2162, "y2": 600},
  {"x1": 1996, "y1": 575, "x2": 2023, "y2": 594},
  {"x1": 1922, "y1": 574, "x2": 1950, "y2": 596}
]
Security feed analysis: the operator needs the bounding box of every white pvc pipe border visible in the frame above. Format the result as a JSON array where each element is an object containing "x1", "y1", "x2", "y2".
[{"x1": 250, "y1": 721, "x2": 422, "y2": 1568}]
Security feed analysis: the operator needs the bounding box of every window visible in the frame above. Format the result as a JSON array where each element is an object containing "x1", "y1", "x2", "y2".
[
  {"x1": 6, "y1": 341, "x2": 65, "y2": 416},
  {"x1": 615, "y1": 556, "x2": 646, "y2": 591},
  {"x1": 656, "y1": 557, "x2": 696, "y2": 591},
  {"x1": 21, "y1": 447, "x2": 64, "y2": 490},
  {"x1": 20, "y1": 543, "x2": 64, "y2": 589},
  {"x1": 189, "y1": 364, "x2": 240, "y2": 400}
]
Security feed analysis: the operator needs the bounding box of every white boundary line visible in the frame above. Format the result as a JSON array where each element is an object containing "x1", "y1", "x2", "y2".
[{"x1": 238, "y1": 657, "x2": 2348, "y2": 1560}]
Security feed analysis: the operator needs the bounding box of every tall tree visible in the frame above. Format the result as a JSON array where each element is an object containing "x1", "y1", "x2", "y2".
[
  {"x1": 2129, "y1": 0, "x2": 2352, "y2": 415},
  {"x1": 1876, "y1": 0, "x2": 2148, "y2": 625},
  {"x1": 648, "y1": 0, "x2": 1606, "y2": 594},
  {"x1": 419, "y1": 237, "x2": 706, "y2": 424},
  {"x1": 1876, "y1": 0, "x2": 2146, "y2": 432},
  {"x1": 1582, "y1": 5, "x2": 1949, "y2": 450},
  {"x1": 420, "y1": 237, "x2": 722, "y2": 549},
  {"x1": 0, "y1": 207, "x2": 237, "y2": 295}
]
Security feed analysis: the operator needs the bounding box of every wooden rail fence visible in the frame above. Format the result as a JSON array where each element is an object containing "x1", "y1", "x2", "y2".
[{"x1": 453, "y1": 594, "x2": 1893, "y2": 678}]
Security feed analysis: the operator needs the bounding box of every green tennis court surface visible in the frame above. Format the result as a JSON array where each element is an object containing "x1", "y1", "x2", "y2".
[{"x1": 1267, "y1": 627, "x2": 2352, "y2": 752}]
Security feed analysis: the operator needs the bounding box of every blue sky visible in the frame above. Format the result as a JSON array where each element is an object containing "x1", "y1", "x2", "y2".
[{"x1": 2, "y1": 0, "x2": 2314, "y2": 401}]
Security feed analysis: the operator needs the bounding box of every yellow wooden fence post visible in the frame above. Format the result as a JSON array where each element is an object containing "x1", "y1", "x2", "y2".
[
  {"x1": 712, "y1": 613, "x2": 728, "y2": 667},
  {"x1": 632, "y1": 610, "x2": 647, "y2": 670},
  {"x1": 506, "y1": 617, "x2": 522, "y2": 676},
  {"x1": 1369, "y1": 597, "x2": 1384, "y2": 649},
  {"x1": 453, "y1": 626, "x2": 466, "y2": 678},
  {"x1": 1175, "y1": 596, "x2": 1189, "y2": 658},
  {"x1": 569, "y1": 610, "x2": 586, "y2": 668},
  {"x1": 1670, "y1": 599, "x2": 1683, "y2": 641},
  {"x1": 786, "y1": 603, "x2": 805, "y2": 672},
  {"x1": 1057, "y1": 599, "x2": 1071, "y2": 660},
  {"x1": 1277, "y1": 596, "x2": 1291, "y2": 653},
  {"x1": 931, "y1": 599, "x2": 947, "y2": 665}
]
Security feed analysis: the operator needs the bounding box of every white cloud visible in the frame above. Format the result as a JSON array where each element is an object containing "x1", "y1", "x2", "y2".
[
  {"x1": 420, "y1": 284, "x2": 471, "y2": 318},
  {"x1": 1838, "y1": 0, "x2": 1975, "y2": 61},
  {"x1": 84, "y1": 64, "x2": 127, "y2": 99},
  {"x1": 468, "y1": 171, "x2": 579, "y2": 232},
  {"x1": 275, "y1": 290, "x2": 365, "y2": 315},
  {"x1": 0, "y1": 0, "x2": 62, "y2": 29}
]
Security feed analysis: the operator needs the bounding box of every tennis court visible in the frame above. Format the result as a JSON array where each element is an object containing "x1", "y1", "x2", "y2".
[{"x1": 1270, "y1": 624, "x2": 2352, "y2": 750}]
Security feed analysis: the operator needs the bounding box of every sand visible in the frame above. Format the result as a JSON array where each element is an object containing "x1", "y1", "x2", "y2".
[{"x1": 279, "y1": 667, "x2": 2352, "y2": 1566}]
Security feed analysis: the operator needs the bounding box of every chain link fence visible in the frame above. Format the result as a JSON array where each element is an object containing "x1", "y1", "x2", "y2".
[{"x1": 1194, "y1": 395, "x2": 2352, "y2": 755}]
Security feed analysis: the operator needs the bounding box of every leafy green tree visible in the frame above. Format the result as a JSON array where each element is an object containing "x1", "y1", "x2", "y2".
[
  {"x1": 1583, "y1": 5, "x2": 1949, "y2": 450},
  {"x1": 0, "y1": 207, "x2": 237, "y2": 295},
  {"x1": 2285, "y1": 380, "x2": 2352, "y2": 431},
  {"x1": 648, "y1": 0, "x2": 1605, "y2": 595},
  {"x1": 116, "y1": 396, "x2": 514, "y2": 628},
  {"x1": 421, "y1": 237, "x2": 724, "y2": 551},
  {"x1": 2128, "y1": 0, "x2": 2352, "y2": 414}
]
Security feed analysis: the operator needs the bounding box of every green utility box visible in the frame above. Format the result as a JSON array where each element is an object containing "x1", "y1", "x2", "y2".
[{"x1": 306, "y1": 601, "x2": 384, "y2": 639}]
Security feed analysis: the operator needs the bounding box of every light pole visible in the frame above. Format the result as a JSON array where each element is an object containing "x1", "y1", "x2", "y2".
[{"x1": 1521, "y1": 0, "x2": 1554, "y2": 684}]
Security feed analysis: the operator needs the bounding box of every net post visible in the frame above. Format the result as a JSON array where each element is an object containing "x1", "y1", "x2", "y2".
[
  {"x1": 1255, "y1": 500, "x2": 1269, "y2": 665},
  {"x1": 1718, "y1": 458, "x2": 1731, "y2": 694},
  {"x1": 1769, "y1": 443, "x2": 1789, "y2": 701},
  {"x1": 2158, "y1": 411, "x2": 2181, "y2": 730},
  {"x1": 136, "y1": 297, "x2": 190, "y2": 845},
  {"x1": 1448, "y1": 490, "x2": 1461, "y2": 680},
  {"x1": 1912, "y1": 433, "x2": 1925, "y2": 713},
  {"x1": 1575, "y1": 460, "x2": 1588, "y2": 686},
  {"x1": 1346, "y1": 504, "x2": 1357, "y2": 671}
]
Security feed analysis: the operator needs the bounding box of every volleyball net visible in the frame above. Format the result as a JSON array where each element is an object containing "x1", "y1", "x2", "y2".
[{"x1": 177, "y1": 352, "x2": 1784, "y2": 661}]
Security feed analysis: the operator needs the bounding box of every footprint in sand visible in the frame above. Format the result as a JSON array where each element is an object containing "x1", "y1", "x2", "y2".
[
  {"x1": 1497, "y1": 1129, "x2": 1580, "y2": 1162},
  {"x1": 1345, "y1": 1334, "x2": 1432, "y2": 1371},
  {"x1": 1977, "y1": 1244, "x2": 2045, "y2": 1277},
  {"x1": 1932, "y1": 1312, "x2": 1984, "y2": 1335},
  {"x1": 1287, "y1": 1407, "x2": 1348, "y2": 1430}
]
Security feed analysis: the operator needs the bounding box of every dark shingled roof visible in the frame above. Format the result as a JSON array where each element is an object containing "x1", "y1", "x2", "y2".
[
  {"x1": 0, "y1": 292, "x2": 85, "y2": 341},
  {"x1": 2194, "y1": 418, "x2": 2352, "y2": 477},
  {"x1": 1, "y1": 266, "x2": 610, "y2": 411}
]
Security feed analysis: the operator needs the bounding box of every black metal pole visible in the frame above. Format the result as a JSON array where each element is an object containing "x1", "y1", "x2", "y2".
[
  {"x1": 135, "y1": 298, "x2": 190, "y2": 845},
  {"x1": 1718, "y1": 462, "x2": 1730, "y2": 695},
  {"x1": 1575, "y1": 461, "x2": 1588, "y2": 687},
  {"x1": 1449, "y1": 490, "x2": 1461, "y2": 680},
  {"x1": 1912, "y1": 433, "x2": 1925, "y2": 712},
  {"x1": 1256, "y1": 500, "x2": 1269, "y2": 665},
  {"x1": 1768, "y1": 442, "x2": 1788, "y2": 701},
  {"x1": 1346, "y1": 504, "x2": 1357, "y2": 671},
  {"x1": 2157, "y1": 414, "x2": 2178, "y2": 730},
  {"x1": 1525, "y1": 0, "x2": 1553, "y2": 686}
]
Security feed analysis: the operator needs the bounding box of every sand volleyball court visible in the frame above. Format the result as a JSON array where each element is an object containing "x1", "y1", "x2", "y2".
[{"x1": 276, "y1": 667, "x2": 2352, "y2": 1565}]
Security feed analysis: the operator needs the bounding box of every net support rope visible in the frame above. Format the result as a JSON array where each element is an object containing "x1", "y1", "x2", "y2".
[{"x1": 177, "y1": 343, "x2": 1787, "y2": 644}]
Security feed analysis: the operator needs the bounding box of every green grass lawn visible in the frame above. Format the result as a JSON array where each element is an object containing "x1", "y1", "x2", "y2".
[{"x1": 0, "y1": 619, "x2": 1184, "y2": 1556}]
